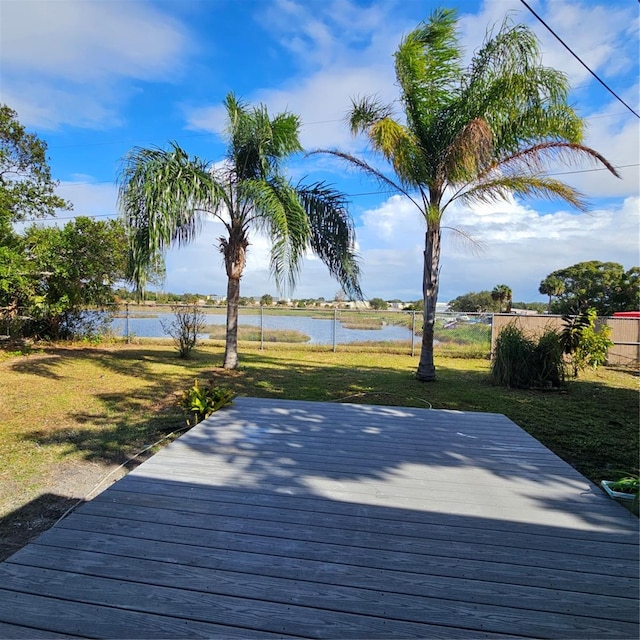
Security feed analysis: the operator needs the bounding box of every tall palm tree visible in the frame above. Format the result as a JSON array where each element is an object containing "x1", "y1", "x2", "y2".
[
  {"x1": 491, "y1": 284, "x2": 513, "y2": 313},
  {"x1": 119, "y1": 93, "x2": 360, "y2": 368},
  {"x1": 314, "y1": 8, "x2": 619, "y2": 381},
  {"x1": 539, "y1": 275, "x2": 565, "y2": 313}
]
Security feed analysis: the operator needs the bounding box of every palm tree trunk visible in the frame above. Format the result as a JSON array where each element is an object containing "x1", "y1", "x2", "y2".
[
  {"x1": 222, "y1": 223, "x2": 248, "y2": 370},
  {"x1": 416, "y1": 225, "x2": 441, "y2": 381},
  {"x1": 223, "y1": 276, "x2": 240, "y2": 369}
]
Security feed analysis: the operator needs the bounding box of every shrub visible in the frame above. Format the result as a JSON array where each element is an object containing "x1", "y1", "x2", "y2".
[
  {"x1": 491, "y1": 323, "x2": 565, "y2": 389},
  {"x1": 561, "y1": 308, "x2": 613, "y2": 377},
  {"x1": 160, "y1": 304, "x2": 205, "y2": 358},
  {"x1": 531, "y1": 328, "x2": 565, "y2": 388},
  {"x1": 179, "y1": 379, "x2": 234, "y2": 426},
  {"x1": 491, "y1": 324, "x2": 535, "y2": 388}
]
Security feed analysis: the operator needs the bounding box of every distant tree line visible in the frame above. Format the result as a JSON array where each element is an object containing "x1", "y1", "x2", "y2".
[{"x1": 447, "y1": 261, "x2": 638, "y2": 316}]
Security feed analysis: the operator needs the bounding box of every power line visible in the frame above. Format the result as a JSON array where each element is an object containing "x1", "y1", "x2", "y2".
[
  {"x1": 55, "y1": 162, "x2": 639, "y2": 190},
  {"x1": 519, "y1": 0, "x2": 639, "y2": 119},
  {"x1": 36, "y1": 163, "x2": 639, "y2": 223},
  {"x1": 48, "y1": 117, "x2": 346, "y2": 151},
  {"x1": 47, "y1": 109, "x2": 632, "y2": 153}
]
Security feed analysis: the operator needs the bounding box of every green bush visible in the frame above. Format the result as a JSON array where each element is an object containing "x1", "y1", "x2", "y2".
[
  {"x1": 179, "y1": 379, "x2": 234, "y2": 426},
  {"x1": 491, "y1": 324, "x2": 565, "y2": 389},
  {"x1": 561, "y1": 308, "x2": 613, "y2": 377}
]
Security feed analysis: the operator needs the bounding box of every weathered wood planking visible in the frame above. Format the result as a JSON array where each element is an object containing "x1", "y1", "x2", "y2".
[{"x1": 0, "y1": 397, "x2": 638, "y2": 639}]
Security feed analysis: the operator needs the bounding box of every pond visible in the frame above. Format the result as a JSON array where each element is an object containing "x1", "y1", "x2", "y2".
[{"x1": 111, "y1": 310, "x2": 416, "y2": 345}]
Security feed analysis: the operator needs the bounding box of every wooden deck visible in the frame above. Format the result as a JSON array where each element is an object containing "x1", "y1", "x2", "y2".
[{"x1": 0, "y1": 396, "x2": 637, "y2": 639}]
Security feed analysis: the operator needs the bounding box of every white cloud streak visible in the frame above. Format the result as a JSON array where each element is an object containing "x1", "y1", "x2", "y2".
[{"x1": 1, "y1": 0, "x2": 190, "y2": 129}]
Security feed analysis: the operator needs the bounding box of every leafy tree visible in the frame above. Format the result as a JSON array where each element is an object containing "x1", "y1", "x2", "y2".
[
  {"x1": 545, "y1": 261, "x2": 638, "y2": 315},
  {"x1": 260, "y1": 294, "x2": 274, "y2": 306},
  {"x1": 448, "y1": 291, "x2": 499, "y2": 313},
  {"x1": 491, "y1": 284, "x2": 512, "y2": 313},
  {"x1": 316, "y1": 9, "x2": 619, "y2": 380},
  {"x1": 0, "y1": 222, "x2": 33, "y2": 312},
  {"x1": 119, "y1": 93, "x2": 360, "y2": 369},
  {"x1": 0, "y1": 104, "x2": 70, "y2": 223},
  {"x1": 22, "y1": 217, "x2": 127, "y2": 338},
  {"x1": 538, "y1": 275, "x2": 565, "y2": 313},
  {"x1": 369, "y1": 297, "x2": 388, "y2": 310},
  {"x1": 405, "y1": 298, "x2": 425, "y2": 312}
]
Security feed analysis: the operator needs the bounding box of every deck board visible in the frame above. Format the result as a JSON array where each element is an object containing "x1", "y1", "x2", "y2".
[{"x1": 1, "y1": 397, "x2": 638, "y2": 639}]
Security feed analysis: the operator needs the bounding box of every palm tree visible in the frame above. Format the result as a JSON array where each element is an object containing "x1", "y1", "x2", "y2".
[
  {"x1": 491, "y1": 284, "x2": 513, "y2": 313},
  {"x1": 118, "y1": 93, "x2": 360, "y2": 369},
  {"x1": 539, "y1": 275, "x2": 565, "y2": 313},
  {"x1": 314, "y1": 9, "x2": 619, "y2": 381}
]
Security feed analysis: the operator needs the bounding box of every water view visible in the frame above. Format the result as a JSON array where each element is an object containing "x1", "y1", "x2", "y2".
[{"x1": 111, "y1": 310, "x2": 415, "y2": 345}]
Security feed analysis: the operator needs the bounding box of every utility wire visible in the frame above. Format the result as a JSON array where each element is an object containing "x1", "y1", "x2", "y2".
[
  {"x1": 55, "y1": 162, "x2": 638, "y2": 190},
  {"x1": 47, "y1": 109, "x2": 631, "y2": 152},
  {"x1": 38, "y1": 162, "x2": 638, "y2": 223},
  {"x1": 519, "y1": 0, "x2": 639, "y2": 118}
]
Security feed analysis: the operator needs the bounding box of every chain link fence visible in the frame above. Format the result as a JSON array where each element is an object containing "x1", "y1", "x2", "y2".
[{"x1": 1, "y1": 304, "x2": 493, "y2": 356}]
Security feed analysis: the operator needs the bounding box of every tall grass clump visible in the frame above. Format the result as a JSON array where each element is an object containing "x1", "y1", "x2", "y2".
[
  {"x1": 491, "y1": 323, "x2": 565, "y2": 389},
  {"x1": 491, "y1": 324, "x2": 535, "y2": 388}
]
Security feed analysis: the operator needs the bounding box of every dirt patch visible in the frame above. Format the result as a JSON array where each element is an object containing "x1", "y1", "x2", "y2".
[{"x1": 0, "y1": 459, "x2": 139, "y2": 562}]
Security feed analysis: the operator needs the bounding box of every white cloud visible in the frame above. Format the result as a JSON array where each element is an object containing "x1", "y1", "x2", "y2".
[
  {"x1": 55, "y1": 177, "x2": 119, "y2": 218},
  {"x1": 347, "y1": 192, "x2": 639, "y2": 302},
  {"x1": 185, "y1": 0, "x2": 406, "y2": 150},
  {"x1": 1, "y1": 0, "x2": 190, "y2": 129}
]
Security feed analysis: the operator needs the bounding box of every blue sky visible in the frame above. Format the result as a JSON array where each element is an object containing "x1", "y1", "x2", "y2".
[{"x1": 2, "y1": 0, "x2": 638, "y2": 302}]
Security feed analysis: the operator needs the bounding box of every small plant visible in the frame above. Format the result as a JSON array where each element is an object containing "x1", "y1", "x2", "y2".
[
  {"x1": 607, "y1": 473, "x2": 640, "y2": 496},
  {"x1": 179, "y1": 379, "x2": 234, "y2": 425},
  {"x1": 601, "y1": 472, "x2": 639, "y2": 516},
  {"x1": 161, "y1": 304, "x2": 206, "y2": 358}
]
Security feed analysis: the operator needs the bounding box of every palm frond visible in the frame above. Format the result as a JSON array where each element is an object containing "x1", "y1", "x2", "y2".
[
  {"x1": 459, "y1": 20, "x2": 584, "y2": 153},
  {"x1": 225, "y1": 93, "x2": 302, "y2": 182},
  {"x1": 117, "y1": 143, "x2": 227, "y2": 290},
  {"x1": 494, "y1": 141, "x2": 621, "y2": 178},
  {"x1": 242, "y1": 177, "x2": 310, "y2": 293},
  {"x1": 455, "y1": 174, "x2": 588, "y2": 211},
  {"x1": 307, "y1": 149, "x2": 419, "y2": 206},
  {"x1": 441, "y1": 224, "x2": 487, "y2": 256},
  {"x1": 442, "y1": 117, "x2": 494, "y2": 183},
  {"x1": 348, "y1": 96, "x2": 394, "y2": 136},
  {"x1": 394, "y1": 8, "x2": 462, "y2": 133},
  {"x1": 297, "y1": 181, "x2": 362, "y2": 300}
]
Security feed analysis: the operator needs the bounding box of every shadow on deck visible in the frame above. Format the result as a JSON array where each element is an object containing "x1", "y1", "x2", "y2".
[{"x1": 0, "y1": 397, "x2": 637, "y2": 638}]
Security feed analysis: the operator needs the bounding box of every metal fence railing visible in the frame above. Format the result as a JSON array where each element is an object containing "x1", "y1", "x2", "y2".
[
  {"x1": 110, "y1": 304, "x2": 493, "y2": 356},
  {"x1": 1, "y1": 304, "x2": 493, "y2": 356}
]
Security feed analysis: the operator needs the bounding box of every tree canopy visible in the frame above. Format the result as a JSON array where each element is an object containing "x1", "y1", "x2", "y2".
[
  {"x1": 316, "y1": 8, "x2": 619, "y2": 380},
  {"x1": 0, "y1": 104, "x2": 70, "y2": 223},
  {"x1": 1, "y1": 216, "x2": 127, "y2": 339},
  {"x1": 448, "y1": 290, "x2": 500, "y2": 313},
  {"x1": 369, "y1": 297, "x2": 388, "y2": 310},
  {"x1": 491, "y1": 284, "x2": 513, "y2": 313},
  {"x1": 0, "y1": 107, "x2": 126, "y2": 340},
  {"x1": 542, "y1": 261, "x2": 639, "y2": 315}
]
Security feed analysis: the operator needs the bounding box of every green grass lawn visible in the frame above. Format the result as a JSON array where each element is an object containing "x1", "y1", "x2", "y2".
[{"x1": 1, "y1": 341, "x2": 638, "y2": 522}]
